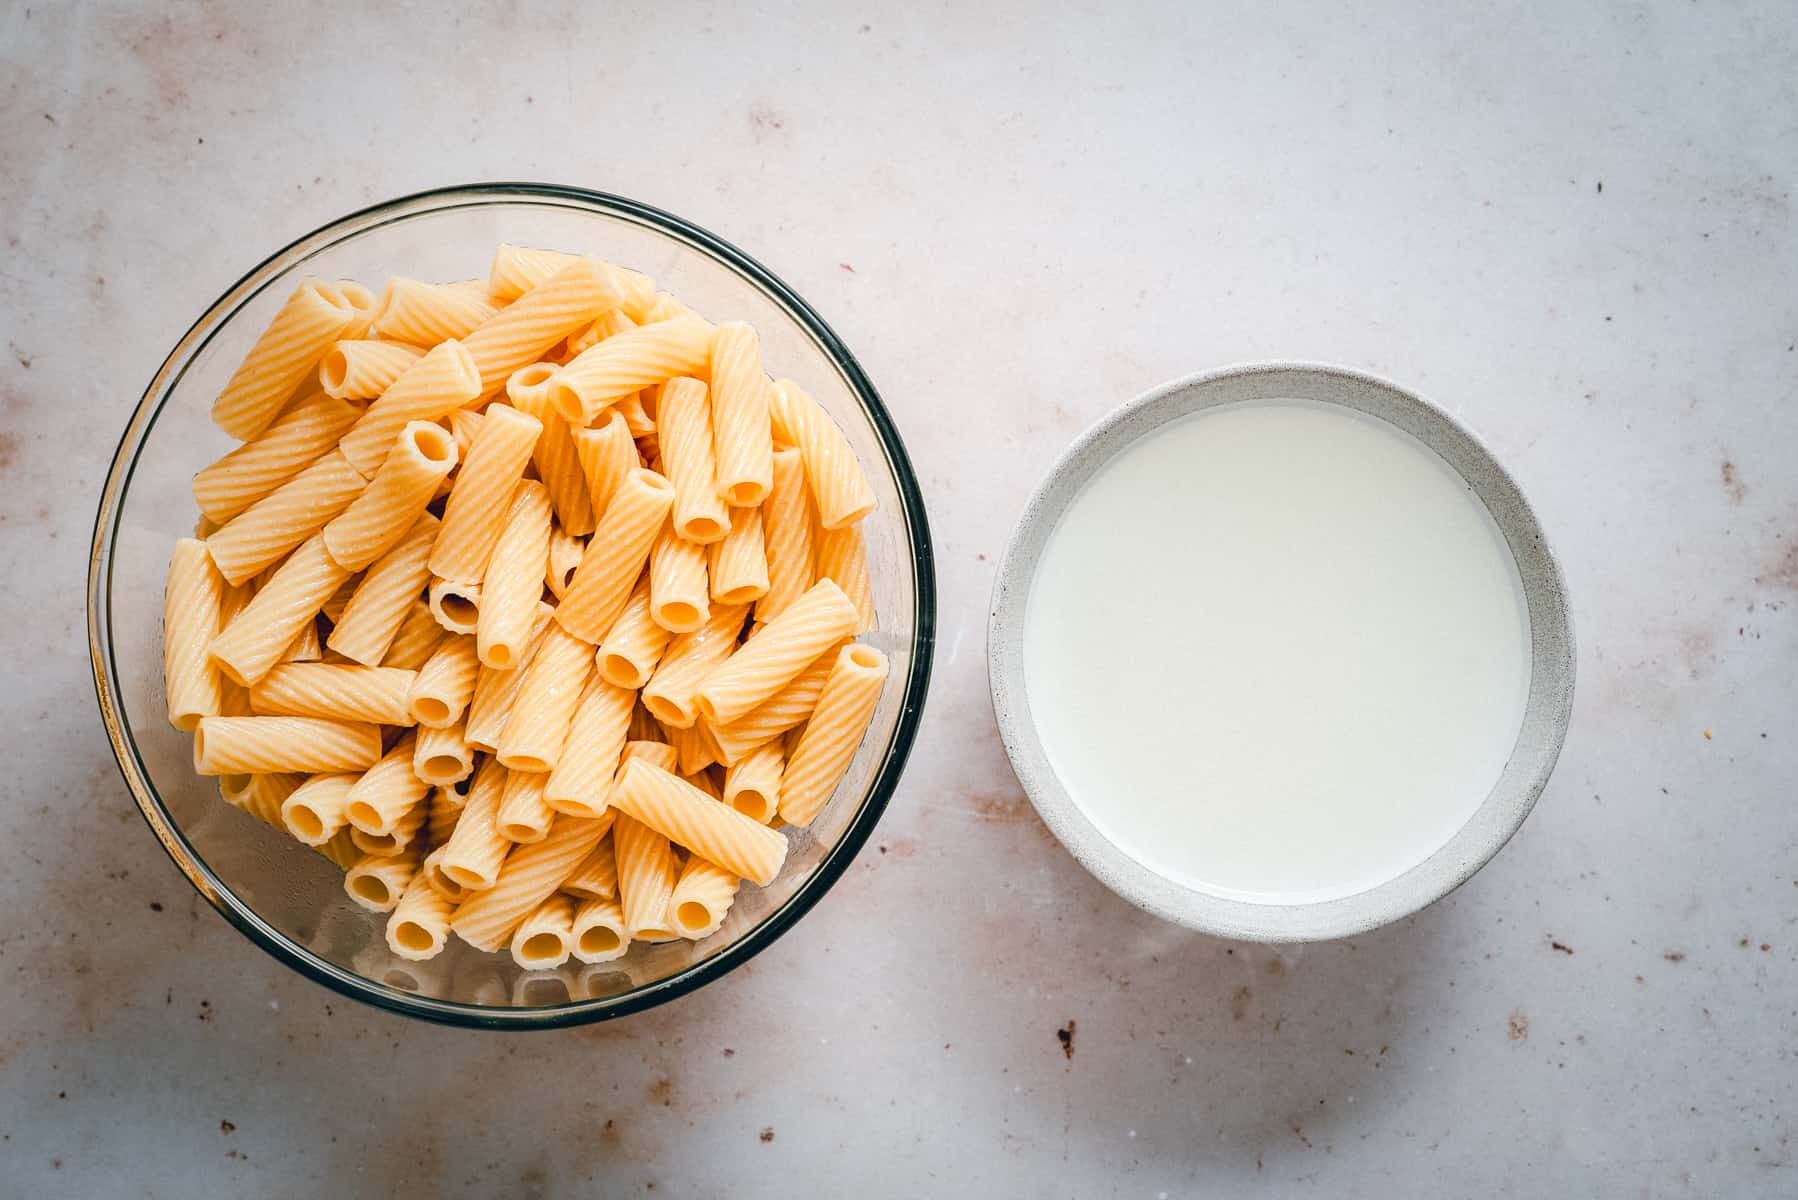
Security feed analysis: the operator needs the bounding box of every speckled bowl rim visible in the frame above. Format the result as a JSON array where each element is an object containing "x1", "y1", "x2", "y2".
[{"x1": 988, "y1": 363, "x2": 1574, "y2": 942}]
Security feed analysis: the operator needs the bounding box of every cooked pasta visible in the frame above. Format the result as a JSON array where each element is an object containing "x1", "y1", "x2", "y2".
[
  {"x1": 571, "y1": 408, "x2": 636, "y2": 518},
  {"x1": 496, "y1": 769, "x2": 556, "y2": 843},
  {"x1": 192, "y1": 394, "x2": 361, "y2": 523},
  {"x1": 203, "y1": 445, "x2": 367, "y2": 586},
  {"x1": 248, "y1": 663, "x2": 416, "y2": 725},
  {"x1": 550, "y1": 316, "x2": 712, "y2": 426},
  {"x1": 337, "y1": 340, "x2": 482, "y2": 476},
  {"x1": 322, "y1": 422, "x2": 457, "y2": 572},
  {"x1": 769, "y1": 378, "x2": 877, "y2": 529},
  {"x1": 722, "y1": 738, "x2": 783, "y2": 823},
  {"x1": 194, "y1": 715, "x2": 382, "y2": 775},
  {"x1": 326, "y1": 512, "x2": 440, "y2": 665},
  {"x1": 641, "y1": 603, "x2": 749, "y2": 729},
  {"x1": 209, "y1": 535, "x2": 352, "y2": 687},
  {"x1": 614, "y1": 813, "x2": 677, "y2": 941},
  {"x1": 648, "y1": 521, "x2": 710, "y2": 633},
  {"x1": 554, "y1": 468, "x2": 674, "y2": 642},
  {"x1": 281, "y1": 772, "x2": 358, "y2": 845},
  {"x1": 709, "y1": 506, "x2": 770, "y2": 606},
  {"x1": 406, "y1": 634, "x2": 479, "y2": 727},
  {"x1": 778, "y1": 643, "x2": 889, "y2": 825},
  {"x1": 413, "y1": 719, "x2": 473, "y2": 787},
  {"x1": 595, "y1": 574, "x2": 673, "y2": 690},
  {"x1": 386, "y1": 873, "x2": 456, "y2": 961},
  {"x1": 668, "y1": 856, "x2": 740, "y2": 938},
  {"x1": 508, "y1": 365, "x2": 596, "y2": 536},
  {"x1": 497, "y1": 623, "x2": 595, "y2": 774},
  {"x1": 609, "y1": 758, "x2": 787, "y2": 886},
  {"x1": 368, "y1": 277, "x2": 498, "y2": 345},
  {"x1": 477, "y1": 480, "x2": 553, "y2": 669},
  {"x1": 461, "y1": 256, "x2": 618, "y2": 395},
  {"x1": 693, "y1": 579, "x2": 858, "y2": 727},
  {"x1": 653, "y1": 377, "x2": 731, "y2": 544},
  {"x1": 707, "y1": 322, "x2": 774, "y2": 506},
  {"x1": 464, "y1": 602, "x2": 554, "y2": 751},
  {"x1": 544, "y1": 678, "x2": 633, "y2": 818},
  {"x1": 436, "y1": 758, "x2": 512, "y2": 891},
  {"x1": 380, "y1": 599, "x2": 447, "y2": 670},
  {"x1": 705, "y1": 643, "x2": 839, "y2": 765},
  {"x1": 212, "y1": 278, "x2": 369, "y2": 440},
  {"x1": 560, "y1": 832, "x2": 619, "y2": 900},
  {"x1": 570, "y1": 895, "x2": 630, "y2": 963},
  {"x1": 162, "y1": 243, "x2": 895, "y2": 974},
  {"x1": 163, "y1": 539, "x2": 224, "y2": 731},
  {"x1": 320, "y1": 339, "x2": 424, "y2": 401},
  {"x1": 756, "y1": 446, "x2": 816, "y2": 622},
  {"x1": 429, "y1": 401, "x2": 542, "y2": 583},
  {"x1": 545, "y1": 526, "x2": 586, "y2": 599},
  {"x1": 448, "y1": 814, "x2": 609, "y2": 952},
  {"x1": 344, "y1": 732, "x2": 429, "y2": 836},
  {"x1": 427, "y1": 578, "x2": 480, "y2": 635},
  {"x1": 345, "y1": 849, "x2": 420, "y2": 913}
]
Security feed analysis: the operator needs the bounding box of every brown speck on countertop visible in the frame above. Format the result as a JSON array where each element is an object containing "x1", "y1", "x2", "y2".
[
  {"x1": 721, "y1": 1048, "x2": 734, "y2": 1058},
  {"x1": 1720, "y1": 460, "x2": 1747, "y2": 504},
  {"x1": 1550, "y1": 940, "x2": 1574, "y2": 955},
  {"x1": 838, "y1": 262, "x2": 855, "y2": 273},
  {"x1": 1703, "y1": 729, "x2": 1712, "y2": 740},
  {"x1": 1508, "y1": 1011, "x2": 1530, "y2": 1041},
  {"x1": 759, "y1": 1127, "x2": 775, "y2": 1143},
  {"x1": 1664, "y1": 951, "x2": 1686, "y2": 962},
  {"x1": 149, "y1": 902, "x2": 162, "y2": 912},
  {"x1": 220, "y1": 1119, "x2": 235, "y2": 1134},
  {"x1": 1762, "y1": 943, "x2": 1772, "y2": 952},
  {"x1": 647, "y1": 1078, "x2": 674, "y2": 1107},
  {"x1": 1057, "y1": 1020, "x2": 1076, "y2": 1060}
]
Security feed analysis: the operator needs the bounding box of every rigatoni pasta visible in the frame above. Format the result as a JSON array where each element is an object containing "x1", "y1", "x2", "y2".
[{"x1": 162, "y1": 242, "x2": 891, "y2": 974}]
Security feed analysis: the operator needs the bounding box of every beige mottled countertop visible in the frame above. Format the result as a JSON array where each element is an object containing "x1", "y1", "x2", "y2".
[{"x1": 3, "y1": 2, "x2": 1796, "y2": 1196}]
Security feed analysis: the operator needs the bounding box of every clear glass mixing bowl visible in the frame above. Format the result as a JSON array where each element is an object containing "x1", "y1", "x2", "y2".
[{"x1": 87, "y1": 184, "x2": 935, "y2": 1027}]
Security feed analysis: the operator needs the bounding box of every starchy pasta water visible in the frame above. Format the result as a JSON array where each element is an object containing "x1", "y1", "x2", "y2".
[{"x1": 162, "y1": 245, "x2": 888, "y2": 975}]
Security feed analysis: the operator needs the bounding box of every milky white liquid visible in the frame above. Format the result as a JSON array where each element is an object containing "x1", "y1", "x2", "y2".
[{"x1": 1023, "y1": 399, "x2": 1531, "y2": 905}]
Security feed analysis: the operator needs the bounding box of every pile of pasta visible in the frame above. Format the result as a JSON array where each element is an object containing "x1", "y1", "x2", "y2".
[{"x1": 162, "y1": 245, "x2": 888, "y2": 973}]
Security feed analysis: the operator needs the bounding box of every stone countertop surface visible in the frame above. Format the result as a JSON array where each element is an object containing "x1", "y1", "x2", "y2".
[{"x1": 3, "y1": 3, "x2": 1795, "y2": 1196}]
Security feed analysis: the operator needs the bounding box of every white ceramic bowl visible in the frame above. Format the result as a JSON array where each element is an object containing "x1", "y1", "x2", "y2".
[{"x1": 987, "y1": 364, "x2": 1574, "y2": 942}]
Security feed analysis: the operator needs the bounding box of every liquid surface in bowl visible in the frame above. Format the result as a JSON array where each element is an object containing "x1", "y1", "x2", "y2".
[{"x1": 1022, "y1": 398, "x2": 1530, "y2": 905}]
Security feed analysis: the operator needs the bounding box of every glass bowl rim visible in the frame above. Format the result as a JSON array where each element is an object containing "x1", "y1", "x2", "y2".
[{"x1": 86, "y1": 182, "x2": 937, "y2": 1029}]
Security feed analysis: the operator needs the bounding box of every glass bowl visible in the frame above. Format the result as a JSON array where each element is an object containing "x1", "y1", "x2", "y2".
[{"x1": 87, "y1": 184, "x2": 935, "y2": 1028}]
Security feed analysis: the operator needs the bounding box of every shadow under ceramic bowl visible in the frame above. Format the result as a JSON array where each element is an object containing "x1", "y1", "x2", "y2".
[
  {"x1": 88, "y1": 184, "x2": 934, "y2": 1027},
  {"x1": 988, "y1": 363, "x2": 1572, "y2": 942}
]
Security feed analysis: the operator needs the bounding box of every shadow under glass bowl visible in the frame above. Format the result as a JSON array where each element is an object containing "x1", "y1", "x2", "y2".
[{"x1": 88, "y1": 184, "x2": 935, "y2": 1027}]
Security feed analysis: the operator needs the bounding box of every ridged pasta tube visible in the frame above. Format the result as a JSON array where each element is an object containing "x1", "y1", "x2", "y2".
[
  {"x1": 209, "y1": 535, "x2": 351, "y2": 687},
  {"x1": 211, "y1": 278, "x2": 368, "y2": 440},
  {"x1": 621, "y1": 740, "x2": 679, "y2": 774},
  {"x1": 709, "y1": 506, "x2": 769, "y2": 606},
  {"x1": 461, "y1": 256, "x2": 618, "y2": 395},
  {"x1": 510, "y1": 893, "x2": 577, "y2": 969},
  {"x1": 163, "y1": 538, "x2": 224, "y2": 730},
  {"x1": 248, "y1": 663, "x2": 416, "y2": 725},
  {"x1": 192, "y1": 394, "x2": 361, "y2": 522},
  {"x1": 667, "y1": 720, "x2": 723, "y2": 777},
  {"x1": 351, "y1": 789, "x2": 427, "y2": 857},
  {"x1": 497, "y1": 624, "x2": 595, "y2": 774},
  {"x1": 368, "y1": 278, "x2": 497, "y2": 345},
  {"x1": 707, "y1": 322, "x2": 773, "y2": 507},
  {"x1": 448, "y1": 814, "x2": 609, "y2": 952},
  {"x1": 648, "y1": 521, "x2": 710, "y2": 634},
  {"x1": 385, "y1": 873, "x2": 455, "y2": 961},
  {"x1": 496, "y1": 769, "x2": 556, "y2": 844},
  {"x1": 464, "y1": 602, "x2": 554, "y2": 751},
  {"x1": 559, "y1": 830, "x2": 619, "y2": 899},
  {"x1": 614, "y1": 814, "x2": 676, "y2": 940},
  {"x1": 769, "y1": 379, "x2": 876, "y2": 529},
  {"x1": 219, "y1": 771, "x2": 302, "y2": 828},
  {"x1": 345, "y1": 849, "x2": 420, "y2": 913},
  {"x1": 319, "y1": 339, "x2": 423, "y2": 401},
  {"x1": 337, "y1": 340, "x2": 481, "y2": 476},
  {"x1": 813, "y1": 519, "x2": 877, "y2": 633},
  {"x1": 477, "y1": 480, "x2": 552, "y2": 669},
  {"x1": 668, "y1": 855, "x2": 740, "y2": 938},
  {"x1": 704, "y1": 643, "x2": 839, "y2": 766},
  {"x1": 322, "y1": 422, "x2": 456, "y2": 572},
  {"x1": 641, "y1": 603, "x2": 749, "y2": 730},
  {"x1": 281, "y1": 772, "x2": 357, "y2": 845},
  {"x1": 545, "y1": 526, "x2": 585, "y2": 600},
  {"x1": 570, "y1": 895, "x2": 629, "y2": 963},
  {"x1": 428, "y1": 401, "x2": 541, "y2": 583},
  {"x1": 778, "y1": 644, "x2": 889, "y2": 826},
  {"x1": 413, "y1": 719, "x2": 473, "y2": 787},
  {"x1": 194, "y1": 716, "x2": 381, "y2": 775},
  {"x1": 204, "y1": 449, "x2": 368, "y2": 586},
  {"x1": 571, "y1": 408, "x2": 636, "y2": 519},
  {"x1": 508, "y1": 365, "x2": 596, "y2": 536},
  {"x1": 555, "y1": 469, "x2": 674, "y2": 642},
  {"x1": 436, "y1": 759, "x2": 511, "y2": 892},
  {"x1": 654, "y1": 377, "x2": 730, "y2": 544},
  {"x1": 327, "y1": 512, "x2": 440, "y2": 665},
  {"x1": 344, "y1": 732, "x2": 429, "y2": 836},
  {"x1": 544, "y1": 678, "x2": 633, "y2": 818},
  {"x1": 406, "y1": 634, "x2": 478, "y2": 727},
  {"x1": 722, "y1": 739, "x2": 783, "y2": 823},
  {"x1": 693, "y1": 579, "x2": 857, "y2": 727},
  {"x1": 756, "y1": 446, "x2": 815, "y2": 622},
  {"x1": 550, "y1": 317, "x2": 712, "y2": 426},
  {"x1": 608, "y1": 758, "x2": 788, "y2": 886},
  {"x1": 380, "y1": 599, "x2": 446, "y2": 670},
  {"x1": 595, "y1": 573, "x2": 673, "y2": 690},
  {"x1": 427, "y1": 578, "x2": 480, "y2": 635}
]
